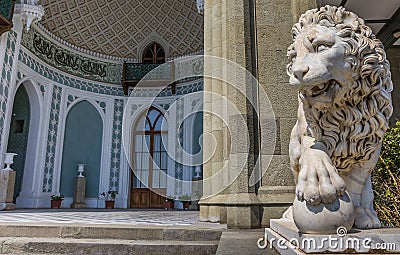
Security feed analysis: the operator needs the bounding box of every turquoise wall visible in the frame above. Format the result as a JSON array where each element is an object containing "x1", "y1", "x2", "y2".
[
  {"x1": 7, "y1": 85, "x2": 30, "y2": 202},
  {"x1": 60, "y1": 101, "x2": 103, "y2": 198}
]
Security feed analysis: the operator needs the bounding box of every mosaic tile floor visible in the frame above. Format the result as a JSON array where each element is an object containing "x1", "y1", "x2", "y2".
[{"x1": 0, "y1": 209, "x2": 202, "y2": 226}]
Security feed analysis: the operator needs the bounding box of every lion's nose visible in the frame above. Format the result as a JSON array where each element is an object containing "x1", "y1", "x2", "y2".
[{"x1": 292, "y1": 63, "x2": 309, "y2": 81}]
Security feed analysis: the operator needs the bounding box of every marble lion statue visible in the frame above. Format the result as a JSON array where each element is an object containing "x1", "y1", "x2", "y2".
[{"x1": 286, "y1": 5, "x2": 393, "y2": 229}]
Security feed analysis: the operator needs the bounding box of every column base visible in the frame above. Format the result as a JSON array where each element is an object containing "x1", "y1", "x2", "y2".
[
  {"x1": 199, "y1": 194, "x2": 228, "y2": 222},
  {"x1": 70, "y1": 203, "x2": 86, "y2": 209},
  {"x1": 0, "y1": 202, "x2": 16, "y2": 210},
  {"x1": 258, "y1": 185, "x2": 295, "y2": 227},
  {"x1": 225, "y1": 193, "x2": 262, "y2": 229},
  {"x1": 199, "y1": 204, "x2": 209, "y2": 222}
]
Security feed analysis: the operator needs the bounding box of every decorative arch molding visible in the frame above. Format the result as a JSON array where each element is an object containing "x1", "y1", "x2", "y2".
[
  {"x1": 59, "y1": 100, "x2": 103, "y2": 206},
  {"x1": 66, "y1": 96, "x2": 107, "y2": 119},
  {"x1": 121, "y1": 99, "x2": 174, "y2": 206},
  {"x1": 123, "y1": 103, "x2": 169, "y2": 162},
  {"x1": 8, "y1": 78, "x2": 44, "y2": 208},
  {"x1": 52, "y1": 87, "x2": 114, "y2": 208},
  {"x1": 137, "y1": 32, "x2": 170, "y2": 63},
  {"x1": 130, "y1": 103, "x2": 169, "y2": 129}
]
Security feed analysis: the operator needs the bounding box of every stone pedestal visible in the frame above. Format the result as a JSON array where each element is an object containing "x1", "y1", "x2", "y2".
[
  {"x1": 225, "y1": 193, "x2": 261, "y2": 229},
  {"x1": 258, "y1": 185, "x2": 295, "y2": 227},
  {"x1": 189, "y1": 177, "x2": 202, "y2": 210},
  {"x1": 0, "y1": 170, "x2": 16, "y2": 210},
  {"x1": 70, "y1": 176, "x2": 86, "y2": 209},
  {"x1": 263, "y1": 219, "x2": 400, "y2": 254}
]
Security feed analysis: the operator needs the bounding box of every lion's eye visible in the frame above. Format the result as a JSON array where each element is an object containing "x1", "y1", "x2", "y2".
[{"x1": 316, "y1": 44, "x2": 329, "y2": 52}]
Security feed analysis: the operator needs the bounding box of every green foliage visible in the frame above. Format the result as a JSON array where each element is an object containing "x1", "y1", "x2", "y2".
[
  {"x1": 165, "y1": 196, "x2": 175, "y2": 202},
  {"x1": 178, "y1": 194, "x2": 191, "y2": 201},
  {"x1": 100, "y1": 190, "x2": 118, "y2": 201},
  {"x1": 51, "y1": 194, "x2": 64, "y2": 201},
  {"x1": 372, "y1": 121, "x2": 400, "y2": 227}
]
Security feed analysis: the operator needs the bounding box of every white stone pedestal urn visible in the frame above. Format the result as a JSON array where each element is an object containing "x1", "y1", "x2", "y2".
[{"x1": 77, "y1": 164, "x2": 85, "y2": 177}]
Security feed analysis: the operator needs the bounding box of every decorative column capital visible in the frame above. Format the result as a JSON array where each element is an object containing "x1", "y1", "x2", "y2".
[{"x1": 13, "y1": 0, "x2": 44, "y2": 32}]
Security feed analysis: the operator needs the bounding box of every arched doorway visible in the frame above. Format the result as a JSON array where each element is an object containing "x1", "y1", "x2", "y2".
[
  {"x1": 130, "y1": 107, "x2": 168, "y2": 208},
  {"x1": 7, "y1": 81, "x2": 42, "y2": 208},
  {"x1": 6, "y1": 85, "x2": 30, "y2": 203},
  {"x1": 60, "y1": 100, "x2": 103, "y2": 207}
]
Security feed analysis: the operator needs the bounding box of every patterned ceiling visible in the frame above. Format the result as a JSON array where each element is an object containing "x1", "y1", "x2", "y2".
[{"x1": 39, "y1": 0, "x2": 204, "y2": 59}]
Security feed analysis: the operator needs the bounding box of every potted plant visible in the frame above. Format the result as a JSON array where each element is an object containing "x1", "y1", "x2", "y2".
[
  {"x1": 101, "y1": 190, "x2": 118, "y2": 209},
  {"x1": 178, "y1": 194, "x2": 192, "y2": 210},
  {"x1": 50, "y1": 194, "x2": 64, "y2": 209},
  {"x1": 162, "y1": 196, "x2": 175, "y2": 210}
]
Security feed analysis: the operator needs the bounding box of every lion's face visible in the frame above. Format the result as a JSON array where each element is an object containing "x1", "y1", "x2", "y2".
[{"x1": 287, "y1": 25, "x2": 355, "y2": 110}]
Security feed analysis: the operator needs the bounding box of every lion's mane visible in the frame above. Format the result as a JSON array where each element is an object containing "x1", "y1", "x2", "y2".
[{"x1": 288, "y1": 6, "x2": 393, "y2": 170}]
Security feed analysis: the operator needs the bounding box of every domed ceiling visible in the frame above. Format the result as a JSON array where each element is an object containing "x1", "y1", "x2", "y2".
[{"x1": 39, "y1": 0, "x2": 204, "y2": 59}]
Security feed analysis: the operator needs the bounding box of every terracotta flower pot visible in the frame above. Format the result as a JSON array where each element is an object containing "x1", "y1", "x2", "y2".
[
  {"x1": 51, "y1": 200, "x2": 62, "y2": 209},
  {"x1": 162, "y1": 200, "x2": 174, "y2": 210},
  {"x1": 105, "y1": 200, "x2": 115, "y2": 209},
  {"x1": 183, "y1": 201, "x2": 191, "y2": 210}
]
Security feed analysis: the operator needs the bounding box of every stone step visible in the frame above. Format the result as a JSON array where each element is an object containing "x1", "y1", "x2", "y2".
[
  {"x1": 0, "y1": 237, "x2": 219, "y2": 255},
  {"x1": 0, "y1": 224, "x2": 222, "y2": 241}
]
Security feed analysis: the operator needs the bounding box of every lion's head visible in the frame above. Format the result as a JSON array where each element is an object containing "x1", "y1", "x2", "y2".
[{"x1": 287, "y1": 5, "x2": 393, "y2": 170}]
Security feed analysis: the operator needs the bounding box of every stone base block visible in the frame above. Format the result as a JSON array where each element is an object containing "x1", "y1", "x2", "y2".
[
  {"x1": 70, "y1": 203, "x2": 86, "y2": 209},
  {"x1": 200, "y1": 205, "x2": 209, "y2": 222},
  {"x1": 0, "y1": 202, "x2": 16, "y2": 210},
  {"x1": 260, "y1": 205, "x2": 290, "y2": 228},
  {"x1": 227, "y1": 206, "x2": 260, "y2": 229},
  {"x1": 225, "y1": 193, "x2": 262, "y2": 229},
  {"x1": 263, "y1": 219, "x2": 400, "y2": 254},
  {"x1": 219, "y1": 206, "x2": 227, "y2": 224},
  {"x1": 209, "y1": 206, "x2": 220, "y2": 223},
  {"x1": 258, "y1": 185, "x2": 295, "y2": 228}
]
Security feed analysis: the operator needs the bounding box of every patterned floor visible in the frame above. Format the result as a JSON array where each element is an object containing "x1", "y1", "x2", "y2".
[{"x1": 0, "y1": 209, "x2": 203, "y2": 226}]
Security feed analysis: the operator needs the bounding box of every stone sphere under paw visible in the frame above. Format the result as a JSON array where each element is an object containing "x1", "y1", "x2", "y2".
[{"x1": 293, "y1": 191, "x2": 355, "y2": 234}]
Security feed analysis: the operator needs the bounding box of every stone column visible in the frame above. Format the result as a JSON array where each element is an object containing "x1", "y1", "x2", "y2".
[
  {"x1": 201, "y1": 0, "x2": 262, "y2": 229},
  {"x1": 71, "y1": 176, "x2": 86, "y2": 209},
  {"x1": 201, "y1": 0, "x2": 317, "y2": 229},
  {"x1": 255, "y1": 0, "x2": 316, "y2": 227}
]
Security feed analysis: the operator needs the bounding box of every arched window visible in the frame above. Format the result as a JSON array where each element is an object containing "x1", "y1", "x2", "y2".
[
  {"x1": 142, "y1": 43, "x2": 165, "y2": 64},
  {"x1": 131, "y1": 107, "x2": 168, "y2": 208}
]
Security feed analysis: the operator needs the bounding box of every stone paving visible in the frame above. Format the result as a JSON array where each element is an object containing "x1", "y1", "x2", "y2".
[{"x1": 0, "y1": 209, "x2": 207, "y2": 227}]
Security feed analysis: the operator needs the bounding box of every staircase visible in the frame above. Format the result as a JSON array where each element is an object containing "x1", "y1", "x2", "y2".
[{"x1": 0, "y1": 224, "x2": 222, "y2": 254}]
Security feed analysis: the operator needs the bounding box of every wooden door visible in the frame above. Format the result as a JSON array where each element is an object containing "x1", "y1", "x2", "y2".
[{"x1": 130, "y1": 108, "x2": 168, "y2": 208}]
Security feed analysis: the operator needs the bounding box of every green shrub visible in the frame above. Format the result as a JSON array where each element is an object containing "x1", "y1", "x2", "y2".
[{"x1": 372, "y1": 121, "x2": 400, "y2": 227}]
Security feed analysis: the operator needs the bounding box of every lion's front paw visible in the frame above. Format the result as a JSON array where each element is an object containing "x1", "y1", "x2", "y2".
[
  {"x1": 296, "y1": 151, "x2": 346, "y2": 206},
  {"x1": 354, "y1": 207, "x2": 381, "y2": 229}
]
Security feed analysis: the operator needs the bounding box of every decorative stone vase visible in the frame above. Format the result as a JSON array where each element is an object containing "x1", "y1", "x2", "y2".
[
  {"x1": 77, "y1": 164, "x2": 85, "y2": 177},
  {"x1": 51, "y1": 200, "x2": 62, "y2": 209},
  {"x1": 3, "y1": 153, "x2": 17, "y2": 171},
  {"x1": 105, "y1": 200, "x2": 115, "y2": 209},
  {"x1": 194, "y1": 165, "x2": 202, "y2": 178}
]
